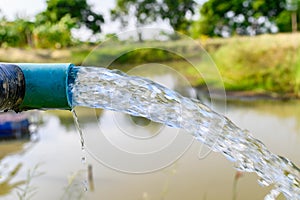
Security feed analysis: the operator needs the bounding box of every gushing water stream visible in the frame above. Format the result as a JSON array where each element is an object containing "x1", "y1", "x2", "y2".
[{"x1": 69, "y1": 66, "x2": 300, "y2": 199}]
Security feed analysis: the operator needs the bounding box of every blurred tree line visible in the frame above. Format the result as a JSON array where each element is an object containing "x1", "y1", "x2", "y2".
[
  {"x1": 111, "y1": 0, "x2": 196, "y2": 40},
  {"x1": 192, "y1": 0, "x2": 300, "y2": 37},
  {"x1": 0, "y1": 0, "x2": 299, "y2": 48}
]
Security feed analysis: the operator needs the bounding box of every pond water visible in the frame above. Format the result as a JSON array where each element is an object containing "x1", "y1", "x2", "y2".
[{"x1": 0, "y1": 69, "x2": 300, "y2": 200}]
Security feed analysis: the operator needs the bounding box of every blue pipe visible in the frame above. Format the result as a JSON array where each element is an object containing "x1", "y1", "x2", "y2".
[{"x1": 0, "y1": 63, "x2": 76, "y2": 111}]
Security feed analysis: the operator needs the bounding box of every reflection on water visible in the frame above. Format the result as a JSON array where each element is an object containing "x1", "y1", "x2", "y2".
[
  {"x1": 0, "y1": 113, "x2": 42, "y2": 199},
  {"x1": 226, "y1": 100, "x2": 300, "y2": 168},
  {"x1": 0, "y1": 100, "x2": 299, "y2": 199},
  {"x1": 0, "y1": 163, "x2": 24, "y2": 196},
  {"x1": 228, "y1": 100, "x2": 300, "y2": 132},
  {"x1": 0, "y1": 141, "x2": 27, "y2": 160},
  {"x1": 60, "y1": 168, "x2": 87, "y2": 200},
  {"x1": 130, "y1": 116, "x2": 151, "y2": 127}
]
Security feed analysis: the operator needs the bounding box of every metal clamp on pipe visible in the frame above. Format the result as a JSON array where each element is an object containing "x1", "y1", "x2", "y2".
[{"x1": 0, "y1": 63, "x2": 75, "y2": 112}]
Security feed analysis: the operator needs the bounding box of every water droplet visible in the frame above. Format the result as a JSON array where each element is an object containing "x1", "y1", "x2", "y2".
[
  {"x1": 264, "y1": 188, "x2": 280, "y2": 200},
  {"x1": 82, "y1": 180, "x2": 88, "y2": 192},
  {"x1": 81, "y1": 156, "x2": 86, "y2": 164},
  {"x1": 258, "y1": 178, "x2": 270, "y2": 187},
  {"x1": 72, "y1": 109, "x2": 85, "y2": 150}
]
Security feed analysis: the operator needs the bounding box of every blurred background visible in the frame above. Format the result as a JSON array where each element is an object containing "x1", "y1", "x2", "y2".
[{"x1": 0, "y1": 0, "x2": 299, "y2": 199}]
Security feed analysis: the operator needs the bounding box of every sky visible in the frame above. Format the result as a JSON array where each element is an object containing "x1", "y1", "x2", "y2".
[
  {"x1": 0, "y1": 0, "x2": 204, "y2": 40},
  {"x1": 0, "y1": 0, "x2": 115, "y2": 20},
  {"x1": 0, "y1": 0, "x2": 117, "y2": 37}
]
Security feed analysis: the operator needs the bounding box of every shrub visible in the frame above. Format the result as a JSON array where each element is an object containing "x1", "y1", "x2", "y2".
[{"x1": 33, "y1": 15, "x2": 76, "y2": 48}]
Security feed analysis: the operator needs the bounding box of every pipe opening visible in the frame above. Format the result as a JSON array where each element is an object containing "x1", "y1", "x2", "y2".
[{"x1": 0, "y1": 64, "x2": 25, "y2": 112}]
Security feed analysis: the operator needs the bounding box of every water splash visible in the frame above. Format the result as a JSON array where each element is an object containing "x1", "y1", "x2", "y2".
[
  {"x1": 72, "y1": 109, "x2": 85, "y2": 150},
  {"x1": 70, "y1": 66, "x2": 300, "y2": 199}
]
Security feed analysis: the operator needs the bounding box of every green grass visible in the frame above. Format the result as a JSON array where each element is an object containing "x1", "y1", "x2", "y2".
[{"x1": 205, "y1": 33, "x2": 300, "y2": 97}]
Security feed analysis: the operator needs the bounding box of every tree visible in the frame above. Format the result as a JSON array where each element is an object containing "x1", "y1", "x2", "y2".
[
  {"x1": 160, "y1": 0, "x2": 196, "y2": 32},
  {"x1": 110, "y1": 0, "x2": 196, "y2": 39},
  {"x1": 285, "y1": 0, "x2": 299, "y2": 32},
  {"x1": 111, "y1": 0, "x2": 158, "y2": 41},
  {"x1": 33, "y1": 14, "x2": 76, "y2": 48},
  {"x1": 0, "y1": 17, "x2": 34, "y2": 47},
  {"x1": 196, "y1": 0, "x2": 298, "y2": 37},
  {"x1": 37, "y1": 0, "x2": 104, "y2": 34}
]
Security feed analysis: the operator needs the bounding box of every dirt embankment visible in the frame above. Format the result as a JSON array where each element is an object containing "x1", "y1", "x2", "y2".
[{"x1": 0, "y1": 48, "x2": 71, "y2": 63}]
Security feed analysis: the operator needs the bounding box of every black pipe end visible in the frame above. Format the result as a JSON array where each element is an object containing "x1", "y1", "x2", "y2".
[{"x1": 0, "y1": 64, "x2": 25, "y2": 112}]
